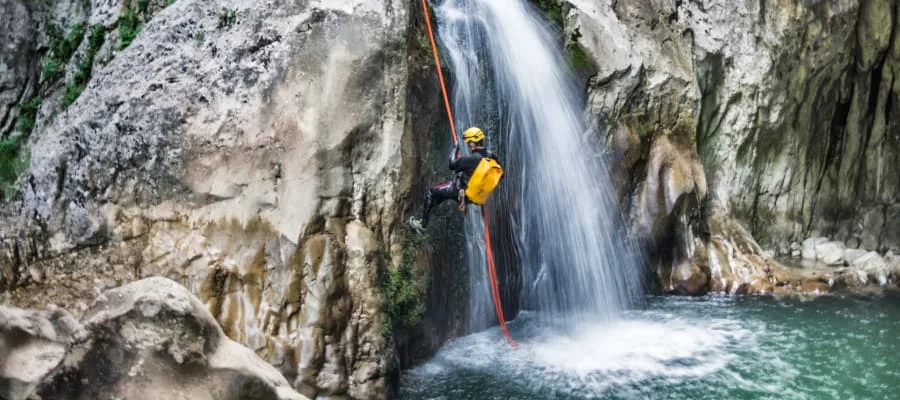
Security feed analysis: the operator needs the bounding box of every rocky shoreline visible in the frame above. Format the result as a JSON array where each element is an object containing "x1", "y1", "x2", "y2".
[{"x1": 1, "y1": 277, "x2": 307, "y2": 400}]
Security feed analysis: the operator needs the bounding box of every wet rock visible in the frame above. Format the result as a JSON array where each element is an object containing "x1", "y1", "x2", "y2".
[
  {"x1": 631, "y1": 132, "x2": 707, "y2": 245},
  {"x1": 571, "y1": 0, "x2": 899, "y2": 291},
  {"x1": 850, "y1": 252, "x2": 890, "y2": 285},
  {"x1": 33, "y1": 276, "x2": 307, "y2": 400}
]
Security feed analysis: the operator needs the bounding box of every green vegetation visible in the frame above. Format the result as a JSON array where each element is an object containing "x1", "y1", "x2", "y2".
[
  {"x1": 64, "y1": 25, "x2": 106, "y2": 107},
  {"x1": 217, "y1": 8, "x2": 237, "y2": 30},
  {"x1": 530, "y1": 0, "x2": 565, "y2": 27},
  {"x1": 118, "y1": 2, "x2": 142, "y2": 49},
  {"x1": 15, "y1": 99, "x2": 41, "y2": 134},
  {"x1": 0, "y1": 136, "x2": 30, "y2": 199},
  {"x1": 41, "y1": 22, "x2": 86, "y2": 84},
  {"x1": 380, "y1": 229, "x2": 428, "y2": 337},
  {"x1": 621, "y1": 109, "x2": 654, "y2": 138},
  {"x1": 566, "y1": 42, "x2": 591, "y2": 71},
  {"x1": 565, "y1": 27, "x2": 594, "y2": 72}
]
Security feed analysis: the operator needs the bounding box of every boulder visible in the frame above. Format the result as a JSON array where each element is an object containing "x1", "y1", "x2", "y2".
[
  {"x1": 849, "y1": 252, "x2": 890, "y2": 286},
  {"x1": 0, "y1": 306, "x2": 81, "y2": 400},
  {"x1": 817, "y1": 241, "x2": 846, "y2": 266},
  {"x1": 801, "y1": 237, "x2": 828, "y2": 261},
  {"x1": 843, "y1": 248, "x2": 868, "y2": 265},
  {"x1": 3, "y1": 277, "x2": 307, "y2": 400}
]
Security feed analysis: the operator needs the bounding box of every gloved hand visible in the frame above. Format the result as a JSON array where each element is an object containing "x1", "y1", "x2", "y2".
[{"x1": 449, "y1": 145, "x2": 460, "y2": 162}]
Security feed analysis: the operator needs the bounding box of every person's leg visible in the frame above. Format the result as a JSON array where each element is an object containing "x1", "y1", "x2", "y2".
[{"x1": 422, "y1": 181, "x2": 459, "y2": 227}]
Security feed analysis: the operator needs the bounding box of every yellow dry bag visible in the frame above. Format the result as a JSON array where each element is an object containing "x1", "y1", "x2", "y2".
[{"x1": 465, "y1": 157, "x2": 503, "y2": 205}]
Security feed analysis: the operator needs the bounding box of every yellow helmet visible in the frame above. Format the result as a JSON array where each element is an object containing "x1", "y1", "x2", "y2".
[{"x1": 463, "y1": 127, "x2": 485, "y2": 144}]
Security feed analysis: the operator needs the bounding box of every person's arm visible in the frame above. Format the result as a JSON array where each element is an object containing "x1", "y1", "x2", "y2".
[{"x1": 448, "y1": 146, "x2": 459, "y2": 170}]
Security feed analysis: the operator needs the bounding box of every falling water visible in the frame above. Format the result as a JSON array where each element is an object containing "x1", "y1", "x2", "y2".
[{"x1": 433, "y1": 0, "x2": 645, "y2": 331}]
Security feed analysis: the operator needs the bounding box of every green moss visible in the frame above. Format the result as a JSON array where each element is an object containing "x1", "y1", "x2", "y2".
[
  {"x1": 40, "y1": 58, "x2": 60, "y2": 84},
  {"x1": 118, "y1": 2, "x2": 142, "y2": 49},
  {"x1": 41, "y1": 22, "x2": 86, "y2": 84},
  {"x1": 566, "y1": 42, "x2": 591, "y2": 71},
  {"x1": 621, "y1": 109, "x2": 653, "y2": 138},
  {"x1": 564, "y1": 27, "x2": 595, "y2": 73},
  {"x1": 16, "y1": 99, "x2": 41, "y2": 135},
  {"x1": 217, "y1": 8, "x2": 237, "y2": 30},
  {"x1": 0, "y1": 137, "x2": 30, "y2": 200},
  {"x1": 380, "y1": 229, "x2": 428, "y2": 337},
  {"x1": 529, "y1": 0, "x2": 565, "y2": 27},
  {"x1": 63, "y1": 25, "x2": 106, "y2": 108}
]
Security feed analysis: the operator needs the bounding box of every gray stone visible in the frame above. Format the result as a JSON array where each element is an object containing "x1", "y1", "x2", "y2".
[
  {"x1": 817, "y1": 241, "x2": 846, "y2": 266},
  {"x1": 1, "y1": 0, "x2": 406, "y2": 397},
  {"x1": 843, "y1": 248, "x2": 868, "y2": 265},
  {"x1": 801, "y1": 237, "x2": 829, "y2": 261},
  {"x1": 0, "y1": 0, "x2": 35, "y2": 137},
  {"x1": 0, "y1": 305, "x2": 81, "y2": 400},
  {"x1": 34, "y1": 277, "x2": 307, "y2": 400}
]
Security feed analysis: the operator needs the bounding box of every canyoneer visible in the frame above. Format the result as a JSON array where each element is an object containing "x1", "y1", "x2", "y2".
[{"x1": 409, "y1": 126, "x2": 503, "y2": 231}]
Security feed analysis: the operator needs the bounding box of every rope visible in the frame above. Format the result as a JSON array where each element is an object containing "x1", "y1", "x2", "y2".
[
  {"x1": 422, "y1": 0, "x2": 458, "y2": 145},
  {"x1": 420, "y1": 0, "x2": 518, "y2": 348}
]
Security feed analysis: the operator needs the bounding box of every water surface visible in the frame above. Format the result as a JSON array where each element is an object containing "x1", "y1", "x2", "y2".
[{"x1": 400, "y1": 292, "x2": 900, "y2": 399}]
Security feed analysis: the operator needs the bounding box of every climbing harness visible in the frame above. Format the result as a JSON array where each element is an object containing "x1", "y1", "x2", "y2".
[{"x1": 420, "y1": 0, "x2": 518, "y2": 348}]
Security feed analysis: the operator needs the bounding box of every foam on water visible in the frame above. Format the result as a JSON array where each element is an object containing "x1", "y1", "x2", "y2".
[{"x1": 408, "y1": 311, "x2": 765, "y2": 397}]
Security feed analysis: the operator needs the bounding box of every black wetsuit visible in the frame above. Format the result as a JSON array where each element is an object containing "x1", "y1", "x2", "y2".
[{"x1": 421, "y1": 147, "x2": 499, "y2": 227}]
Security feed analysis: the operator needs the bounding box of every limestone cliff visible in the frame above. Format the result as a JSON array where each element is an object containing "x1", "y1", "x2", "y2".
[
  {"x1": 0, "y1": 0, "x2": 431, "y2": 398},
  {"x1": 1, "y1": 277, "x2": 307, "y2": 400},
  {"x1": 561, "y1": 0, "x2": 900, "y2": 294}
]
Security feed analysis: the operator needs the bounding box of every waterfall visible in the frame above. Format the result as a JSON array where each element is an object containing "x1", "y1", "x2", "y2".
[{"x1": 433, "y1": 0, "x2": 645, "y2": 331}]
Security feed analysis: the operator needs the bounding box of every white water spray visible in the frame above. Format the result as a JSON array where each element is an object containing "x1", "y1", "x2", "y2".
[{"x1": 433, "y1": 0, "x2": 645, "y2": 330}]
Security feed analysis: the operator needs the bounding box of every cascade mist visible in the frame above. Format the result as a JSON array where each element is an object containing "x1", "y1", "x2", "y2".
[{"x1": 433, "y1": 0, "x2": 645, "y2": 330}]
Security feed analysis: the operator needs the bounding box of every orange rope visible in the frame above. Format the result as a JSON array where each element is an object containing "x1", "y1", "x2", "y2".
[
  {"x1": 420, "y1": 0, "x2": 517, "y2": 348},
  {"x1": 422, "y1": 0, "x2": 458, "y2": 145},
  {"x1": 483, "y1": 207, "x2": 518, "y2": 348}
]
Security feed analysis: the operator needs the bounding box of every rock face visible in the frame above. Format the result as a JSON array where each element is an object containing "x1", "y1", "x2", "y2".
[
  {"x1": 1, "y1": 0, "x2": 429, "y2": 398},
  {"x1": 562, "y1": 0, "x2": 899, "y2": 293},
  {"x1": 0, "y1": 0, "x2": 35, "y2": 136},
  {"x1": 0, "y1": 277, "x2": 307, "y2": 400},
  {"x1": 0, "y1": 305, "x2": 81, "y2": 400},
  {"x1": 2, "y1": 0, "x2": 896, "y2": 397}
]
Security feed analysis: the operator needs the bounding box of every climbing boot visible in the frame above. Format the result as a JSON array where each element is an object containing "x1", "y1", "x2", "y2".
[{"x1": 408, "y1": 216, "x2": 425, "y2": 233}]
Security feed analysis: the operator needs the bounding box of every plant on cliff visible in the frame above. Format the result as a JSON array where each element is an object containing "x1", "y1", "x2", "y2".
[
  {"x1": 64, "y1": 25, "x2": 107, "y2": 107},
  {"x1": 118, "y1": 2, "x2": 142, "y2": 49},
  {"x1": 217, "y1": 8, "x2": 238, "y2": 30},
  {"x1": 41, "y1": 22, "x2": 86, "y2": 84},
  {"x1": 16, "y1": 99, "x2": 41, "y2": 135},
  {"x1": 529, "y1": 0, "x2": 565, "y2": 28},
  {"x1": 621, "y1": 109, "x2": 654, "y2": 138},
  {"x1": 381, "y1": 229, "x2": 428, "y2": 337},
  {"x1": 566, "y1": 42, "x2": 591, "y2": 71},
  {"x1": 565, "y1": 28, "x2": 594, "y2": 72},
  {"x1": 0, "y1": 137, "x2": 30, "y2": 200}
]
